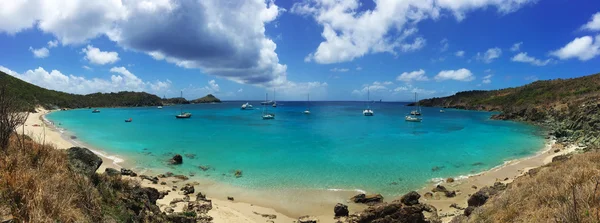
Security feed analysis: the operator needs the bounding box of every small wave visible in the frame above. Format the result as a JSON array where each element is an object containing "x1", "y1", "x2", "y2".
[{"x1": 327, "y1": 188, "x2": 366, "y2": 194}]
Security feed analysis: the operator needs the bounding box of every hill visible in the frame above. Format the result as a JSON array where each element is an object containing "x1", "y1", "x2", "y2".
[
  {"x1": 415, "y1": 72, "x2": 600, "y2": 147},
  {"x1": 161, "y1": 97, "x2": 190, "y2": 105},
  {"x1": 191, "y1": 94, "x2": 221, "y2": 103},
  {"x1": 0, "y1": 70, "x2": 163, "y2": 110}
]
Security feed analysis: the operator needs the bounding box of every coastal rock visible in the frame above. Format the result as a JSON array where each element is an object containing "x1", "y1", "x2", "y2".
[
  {"x1": 199, "y1": 165, "x2": 211, "y2": 171},
  {"x1": 351, "y1": 193, "x2": 384, "y2": 205},
  {"x1": 399, "y1": 191, "x2": 421, "y2": 206},
  {"x1": 450, "y1": 203, "x2": 465, "y2": 210},
  {"x1": 66, "y1": 147, "x2": 103, "y2": 177},
  {"x1": 174, "y1": 175, "x2": 189, "y2": 181},
  {"x1": 297, "y1": 215, "x2": 318, "y2": 223},
  {"x1": 121, "y1": 168, "x2": 137, "y2": 177},
  {"x1": 446, "y1": 178, "x2": 455, "y2": 183},
  {"x1": 165, "y1": 213, "x2": 198, "y2": 223},
  {"x1": 140, "y1": 175, "x2": 159, "y2": 184},
  {"x1": 170, "y1": 198, "x2": 184, "y2": 204},
  {"x1": 184, "y1": 199, "x2": 213, "y2": 214},
  {"x1": 234, "y1": 170, "x2": 243, "y2": 178},
  {"x1": 105, "y1": 168, "x2": 120, "y2": 176},
  {"x1": 347, "y1": 202, "x2": 430, "y2": 223},
  {"x1": 158, "y1": 190, "x2": 169, "y2": 199},
  {"x1": 196, "y1": 192, "x2": 207, "y2": 201},
  {"x1": 423, "y1": 192, "x2": 434, "y2": 199},
  {"x1": 181, "y1": 184, "x2": 195, "y2": 195},
  {"x1": 227, "y1": 196, "x2": 234, "y2": 201},
  {"x1": 141, "y1": 187, "x2": 160, "y2": 204},
  {"x1": 169, "y1": 154, "x2": 183, "y2": 165},
  {"x1": 165, "y1": 207, "x2": 174, "y2": 214},
  {"x1": 333, "y1": 203, "x2": 349, "y2": 217},
  {"x1": 552, "y1": 154, "x2": 571, "y2": 162},
  {"x1": 253, "y1": 211, "x2": 277, "y2": 219},
  {"x1": 431, "y1": 185, "x2": 447, "y2": 193},
  {"x1": 467, "y1": 191, "x2": 489, "y2": 207}
]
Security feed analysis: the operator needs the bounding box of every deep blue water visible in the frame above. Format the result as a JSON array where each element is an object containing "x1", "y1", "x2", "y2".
[{"x1": 47, "y1": 101, "x2": 545, "y2": 196}]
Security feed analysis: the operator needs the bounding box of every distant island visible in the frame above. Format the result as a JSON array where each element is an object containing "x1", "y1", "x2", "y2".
[{"x1": 0, "y1": 70, "x2": 220, "y2": 110}]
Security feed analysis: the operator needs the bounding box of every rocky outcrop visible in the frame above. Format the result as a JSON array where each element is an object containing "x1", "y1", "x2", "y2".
[
  {"x1": 351, "y1": 193, "x2": 384, "y2": 205},
  {"x1": 399, "y1": 191, "x2": 420, "y2": 206},
  {"x1": 431, "y1": 185, "x2": 456, "y2": 198},
  {"x1": 334, "y1": 203, "x2": 349, "y2": 217},
  {"x1": 105, "y1": 168, "x2": 120, "y2": 176},
  {"x1": 181, "y1": 184, "x2": 195, "y2": 195},
  {"x1": 298, "y1": 215, "x2": 319, "y2": 223},
  {"x1": 121, "y1": 168, "x2": 137, "y2": 176},
  {"x1": 169, "y1": 154, "x2": 183, "y2": 165},
  {"x1": 66, "y1": 147, "x2": 102, "y2": 177},
  {"x1": 462, "y1": 182, "x2": 507, "y2": 217}
]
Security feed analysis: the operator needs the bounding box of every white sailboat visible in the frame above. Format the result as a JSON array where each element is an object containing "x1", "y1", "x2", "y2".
[
  {"x1": 303, "y1": 94, "x2": 311, "y2": 114},
  {"x1": 262, "y1": 93, "x2": 275, "y2": 120},
  {"x1": 241, "y1": 102, "x2": 253, "y2": 110},
  {"x1": 175, "y1": 91, "x2": 192, "y2": 119},
  {"x1": 405, "y1": 92, "x2": 422, "y2": 122},
  {"x1": 363, "y1": 87, "x2": 374, "y2": 116}
]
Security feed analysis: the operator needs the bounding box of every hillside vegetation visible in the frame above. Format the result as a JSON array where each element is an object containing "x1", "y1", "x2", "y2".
[
  {"x1": 417, "y1": 72, "x2": 600, "y2": 147},
  {"x1": 191, "y1": 94, "x2": 221, "y2": 103}
]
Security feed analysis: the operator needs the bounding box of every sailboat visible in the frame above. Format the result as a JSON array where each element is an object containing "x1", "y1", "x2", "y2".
[
  {"x1": 241, "y1": 102, "x2": 253, "y2": 110},
  {"x1": 363, "y1": 87, "x2": 374, "y2": 116},
  {"x1": 272, "y1": 88, "x2": 277, "y2": 107},
  {"x1": 405, "y1": 92, "x2": 422, "y2": 122},
  {"x1": 262, "y1": 93, "x2": 275, "y2": 119},
  {"x1": 303, "y1": 94, "x2": 311, "y2": 114},
  {"x1": 175, "y1": 91, "x2": 192, "y2": 119}
]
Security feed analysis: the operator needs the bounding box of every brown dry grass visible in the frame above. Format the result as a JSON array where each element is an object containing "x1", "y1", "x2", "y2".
[{"x1": 466, "y1": 152, "x2": 600, "y2": 223}]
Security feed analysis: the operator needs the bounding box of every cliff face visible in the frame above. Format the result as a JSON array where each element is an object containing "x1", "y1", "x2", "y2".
[{"x1": 416, "y1": 72, "x2": 600, "y2": 148}]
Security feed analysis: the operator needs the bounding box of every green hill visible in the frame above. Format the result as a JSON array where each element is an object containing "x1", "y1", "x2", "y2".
[
  {"x1": 416, "y1": 72, "x2": 600, "y2": 147},
  {"x1": 0, "y1": 70, "x2": 163, "y2": 110},
  {"x1": 190, "y1": 94, "x2": 221, "y2": 104}
]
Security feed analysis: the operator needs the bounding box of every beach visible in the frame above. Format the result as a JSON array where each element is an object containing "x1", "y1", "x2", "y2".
[{"x1": 22, "y1": 107, "x2": 576, "y2": 222}]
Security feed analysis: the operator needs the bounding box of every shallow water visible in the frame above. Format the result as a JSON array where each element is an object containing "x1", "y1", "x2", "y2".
[{"x1": 47, "y1": 101, "x2": 545, "y2": 196}]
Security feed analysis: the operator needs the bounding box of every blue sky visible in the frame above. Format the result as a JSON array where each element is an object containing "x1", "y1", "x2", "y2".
[{"x1": 1, "y1": 0, "x2": 600, "y2": 101}]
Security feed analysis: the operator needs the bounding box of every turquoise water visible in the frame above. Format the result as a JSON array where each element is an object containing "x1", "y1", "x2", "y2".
[{"x1": 47, "y1": 102, "x2": 545, "y2": 196}]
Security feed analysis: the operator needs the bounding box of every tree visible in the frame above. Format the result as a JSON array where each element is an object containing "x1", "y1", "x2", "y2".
[{"x1": 0, "y1": 84, "x2": 28, "y2": 150}]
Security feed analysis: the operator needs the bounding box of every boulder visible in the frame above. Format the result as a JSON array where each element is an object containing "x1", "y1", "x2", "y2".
[
  {"x1": 121, "y1": 168, "x2": 137, "y2": 177},
  {"x1": 105, "y1": 168, "x2": 120, "y2": 176},
  {"x1": 169, "y1": 154, "x2": 183, "y2": 165},
  {"x1": 234, "y1": 170, "x2": 243, "y2": 178},
  {"x1": 297, "y1": 215, "x2": 318, "y2": 223},
  {"x1": 170, "y1": 198, "x2": 184, "y2": 204},
  {"x1": 67, "y1": 147, "x2": 103, "y2": 177},
  {"x1": 351, "y1": 193, "x2": 384, "y2": 205},
  {"x1": 141, "y1": 187, "x2": 160, "y2": 204},
  {"x1": 464, "y1": 206, "x2": 476, "y2": 217},
  {"x1": 196, "y1": 192, "x2": 207, "y2": 201},
  {"x1": 181, "y1": 184, "x2": 195, "y2": 195},
  {"x1": 174, "y1": 175, "x2": 189, "y2": 181},
  {"x1": 184, "y1": 199, "x2": 213, "y2": 214},
  {"x1": 399, "y1": 191, "x2": 420, "y2": 206},
  {"x1": 349, "y1": 202, "x2": 429, "y2": 223},
  {"x1": 423, "y1": 192, "x2": 433, "y2": 199},
  {"x1": 431, "y1": 185, "x2": 447, "y2": 193},
  {"x1": 333, "y1": 203, "x2": 349, "y2": 217},
  {"x1": 446, "y1": 178, "x2": 455, "y2": 183},
  {"x1": 467, "y1": 191, "x2": 489, "y2": 207},
  {"x1": 552, "y1": 154, "x2": 571, "y2": 162},
  {"x1": 165, "y1": 207, "x2": 174, "y2": 214},
  {"x1": 140, "y1": 175, "x2": 159, "y2": 184},
  {"x1": 227, "y1": 196, "x2": 234, "y2": 201}
]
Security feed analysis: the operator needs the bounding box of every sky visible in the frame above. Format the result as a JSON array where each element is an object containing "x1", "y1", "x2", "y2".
[{"x1": 1, "y1": 0, "x2": 600, "y2": 101}]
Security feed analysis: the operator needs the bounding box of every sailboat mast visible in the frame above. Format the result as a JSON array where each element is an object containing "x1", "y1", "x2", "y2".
[
  {"x1": 265, "y1": 93, "x2": 268, "y2": 113},
  {"x1": 367, "y1": 87, "x2": 370, "y2": 109},
  {"x1": 180, "y1": 91, "x2": 183, "y2": 114},
  {"x1": 307, "y1": 93, "x2": 310, "y2": 110}
]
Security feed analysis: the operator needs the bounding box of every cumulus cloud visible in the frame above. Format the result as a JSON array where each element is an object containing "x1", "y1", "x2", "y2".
[
  {"x1": 82, "y1": 65, "x2": 92, "y2": 70},
  {"x1": 393, "y1": 84, "x2": 436, "y2": 95},
  {"x1": 207, "y1": 80, "x2": 220, "y2": 92},
  {"x1": 0, "y1": 65, "x2": 170, "y2": 94},
  {"x1": 82, "y1": 45, "x2": 120, "y2": 65},
  {"x1": 511, "y1": 52, "x2": 552, "y2": 66},
  {"x1": 396, "y1": 69, "x2": 429, "y2": 82},
  {"x1": 551, "y1": 35, "x2": 600, "y2": 61},
  {"x1": 476, "y1": 47, "x2": 502, "y2": 63},
  {"x1": 455, "y1": 50, "x2": 465, "y2": 57},
  {"x1": 47, "y1": 40, "x2": 58, "y2": 48},
  {"x1": 29, "y1": 47, "x2": 49, "y2": 58},
  {"x1": 434, "y1": 68, "x2": 475, "y2": 81},
  {"x1": 581, "y1": 12, "x2": 600, "y2": 31},
  {"x1": 0, "y1": 0, "x2": 295, "y2": 87},
  {"x1": 291, "y1": 0, "x2": 534, "y2": 64},
  {"x1": 330, "y1": 68, "x2": 349, "y2": 72},
  {"x1": 510, "y1": 42, "x2": 522, "y2": 52}
]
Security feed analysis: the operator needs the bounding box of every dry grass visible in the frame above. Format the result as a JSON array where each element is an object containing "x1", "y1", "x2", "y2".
[{"x1": 467, "y1": 152, "x2": 600, "y2": 223}]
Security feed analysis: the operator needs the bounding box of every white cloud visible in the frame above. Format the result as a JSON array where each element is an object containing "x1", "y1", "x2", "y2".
[
  {"x1": 511, "y1": 52, "x2": 552, "y2": 66},
  {"x1": 510, "y1": 42, "x2": 522, "y2": 52},
  {"x1": 28, "y1": 47, "x2": 49, "y2": 58},
  {"x1": 455, "y1": 50, "x2": 465, "y2": 57},
  {"x1": 292, "y1": 0, "x2": 534, "y2": 64},
  {"x1": 392, "y1": 84, "x2": 436, "y2": 95},
  {"x1": 0, "y1": 0, "x2": 291, "y2": 87},
  {"x1": 330, "y1": 68, "x2": 349, "y2": 72},
  {"x1": 207, "y1": 80, "x2": 220, "y2": 92},
  {"x1": 482, "y1": 74, "x2": 492, "y2": 84},
  {"x1": 524, "y1": 75, "x2": 538, "y2": 82},
  {"x1": 476, "y1": 47, "x2": 502, "y2": 63},
  {"x1": 47, "y1": 40, "x2": 58, "y2": 48},
  {"x1": 396, "y1": 69, "x2": 429, "y2": 82},
  {"x1": 440, "y1": 38, "x2": 449, "y2": 52},
  {"x1": 82, "y1": 45, "x2": 119, "y2": 65},
  {"x1": 82, "y1": 65, "x2": 92, "y2": 70},
  {"x1": 551, "y1": 35, "x2": 600, "y2": 61},
  {"x1": 581, "y1": 12, "x2": 600, "y2": 31},
  {"x1": 0, "y1": 65, "x2": 170, "y2": 94},
  {"x1": 356, "y1": 66, "x2": 362, "y2": 71},
  {"x1": 434, "y1": 68, "x2": 475, "y2": 82}
]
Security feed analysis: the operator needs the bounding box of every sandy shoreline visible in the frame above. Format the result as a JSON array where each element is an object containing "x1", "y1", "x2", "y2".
[{"x1": 23, "y1": 107, "x2": 578, "y2": 222}]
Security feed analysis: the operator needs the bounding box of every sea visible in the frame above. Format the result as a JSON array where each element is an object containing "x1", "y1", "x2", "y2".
[{"x1": 46, "y1": 101, "x2": 545, "y2": 197}]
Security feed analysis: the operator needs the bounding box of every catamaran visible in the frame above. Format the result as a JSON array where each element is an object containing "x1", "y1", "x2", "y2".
[
  {"x1": 175, "y1": 91, "x2": 192, "y2": 119},
  {"x1": 363, "y1": 87, "x2": 374, "y2": 116},
  {"x1": 405, "y1": 92, "x2": 422, "y2": 122},
  {"x1": 262, "y1": 93, "x2": 275, "y2": 120},
  {"x1": 303, "y1": 94, "x2": 311, "y2": 114}
]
